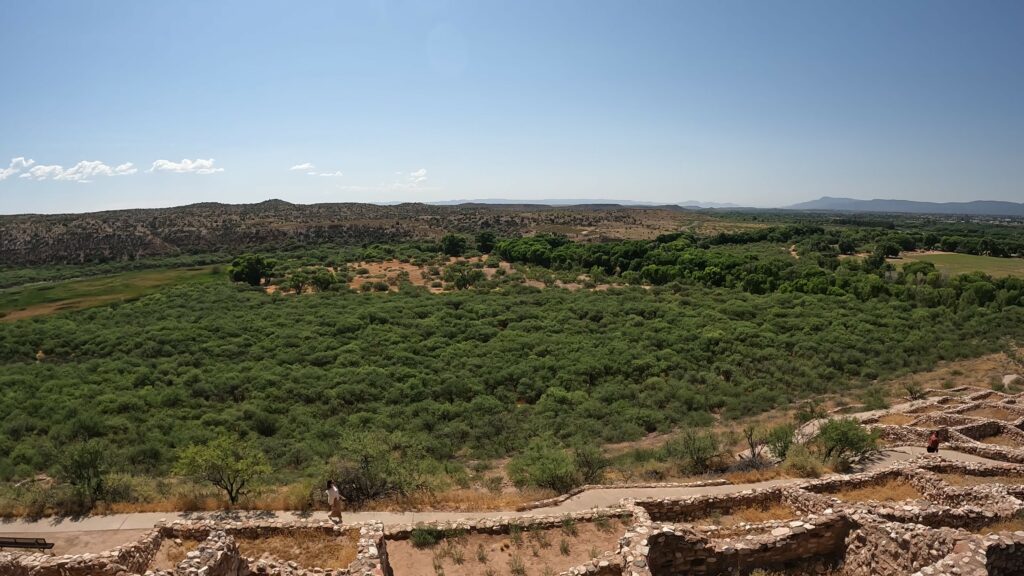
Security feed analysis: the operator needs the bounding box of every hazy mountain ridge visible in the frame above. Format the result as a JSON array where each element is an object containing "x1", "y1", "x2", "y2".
[{"x1": 787, "y1": 197, "x2": 1024, "y2": 216}]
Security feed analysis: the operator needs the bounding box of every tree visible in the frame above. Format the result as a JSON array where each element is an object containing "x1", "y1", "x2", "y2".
[
  {"x1": 475, "y1": 231, "x2": 497, "y2": 253},
  {"x1": 59, "y1": 439, "x2": 109, "y2": 503},
  {"x1": 284, "y1": 269, "x2": 311, "y2": 294},
  {"x1": 764, "y1": 423, "x2": 796, "y2": 460},
  {"x1": 443, "y1": 263, "x2": 485, "y2": 289},
  {"x1": 741, "y1": 425, "x2": 766, "y2": 467},
  {"x1": 310, "y1": 267, "x2": 339, "y2": 292},
  {"x1": 440, "y1": 234, "x2": 469, "y2": 257},
  {"x1": 666, "y1": 428, "x2": 721, "y2": 474},
  {"x1": 174, "y1": 436, "x2": 271, "y2": 506},
  {"x1": 228, "y1": 254, "x2": 276, "y2": 286},
  {"x1": 815, "y1": 418, "x2": 879, "y2": 467},
  {"x1": 328, "y1": 431, "x2": 427, "y2": 507},
  {"x1": 572, "y1": 444, "x2": 609, "y2": 485}
]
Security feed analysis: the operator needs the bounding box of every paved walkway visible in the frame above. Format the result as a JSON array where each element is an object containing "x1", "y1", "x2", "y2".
[{"x1": 0, "y1": 446, "x2": 1006, "y2": 554}]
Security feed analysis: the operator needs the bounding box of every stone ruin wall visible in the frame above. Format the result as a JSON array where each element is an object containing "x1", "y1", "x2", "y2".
[{"x1": 644, "y1": 516, "x2": 851, "y2": 576}]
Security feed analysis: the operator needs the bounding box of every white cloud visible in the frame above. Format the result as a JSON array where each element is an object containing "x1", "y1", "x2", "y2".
[
  {"x1": 0, "y1": 157, "x2": 35, "y2": 180},
  {"x1": 291, "y1": 162, "x2": 343, "y2": 177},
  {"x1": 12, "y1": 159, "x2": 136, "y2": 182},
  {"x1": 409, "y1": 168, "x2": 428, "y2": 183},
  {"x1": 335, "y1": 168, "x2": 437, "y2": 194},
  {"x1": 149, "y1": 158, "x2": 223, "y2": 174}
]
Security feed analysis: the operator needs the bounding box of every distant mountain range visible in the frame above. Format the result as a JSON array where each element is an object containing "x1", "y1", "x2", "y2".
[
  {"x1": 427, "y1": 199, "x2": 741, "y2": 209},
  {"x1": 785, "y1": 197, "x2": 1024, "y2": 217}
]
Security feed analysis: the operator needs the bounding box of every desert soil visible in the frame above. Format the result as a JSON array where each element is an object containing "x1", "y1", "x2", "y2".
[
  {"x1": 387, "y1": 520, "x2": 626, "y2": 576},
  {"x1": 150, "y1": 538, "x2": 201, "y2": 570},
  {"x1": 0, "y1": 528, "x2": 151, "y2": 555}
]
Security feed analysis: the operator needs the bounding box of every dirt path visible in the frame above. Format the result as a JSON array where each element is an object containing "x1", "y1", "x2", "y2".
[{"x1": 0, "y1": 446, "x2": 1007, "y2": 553}]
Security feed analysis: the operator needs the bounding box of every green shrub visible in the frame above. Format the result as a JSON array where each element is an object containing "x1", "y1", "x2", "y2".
[
  {"x1": 781, "y1": 444, "x2": 823, "y2": 478},
  {"x1": 328, "y1": 432, "x2": 428, "y2": 507},
  {"x1": 508, "y1": 438, "x2": 579, "y2": 493},
  {"x1": 411, "y1": 526, "x2": 444, "y2": 548},
  {"x1": 860, "y1": 386, "x2": 889, "y2": 411},
  {"x1": 764, "y1": 423, "x2": 796, "y2": 460},
  {"x1": 903, "y1": 382, "x2": 927, "y2": 400},
  {"x1": 815, "y1": 418, "x2": 879, "y2": 466},
  {"x1": 665, "y1": 429, "x2": 721, "y2": 474}
]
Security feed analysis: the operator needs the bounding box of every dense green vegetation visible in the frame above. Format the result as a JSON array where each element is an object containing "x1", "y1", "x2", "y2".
[
  {"x1": 892, "y1": 253, "x2": 1024, "y2": 278},
  {"x1": 0, "y1": 266, "x2": 221, "y2": 319},
  {"x1": 0, "y1": 214, "x2": 1022, "y2": 514},
  {"x1": 1, "y1": 273, "x2": 1021, "y2": 483},
  {"x1": 494, "y1": 225, "x2": 1024, "y2": 307}
]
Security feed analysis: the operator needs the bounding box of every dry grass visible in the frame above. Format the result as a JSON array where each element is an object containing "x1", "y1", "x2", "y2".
[
  {"x1": 940, "y1": 473, "x2": 1024, "y2": 487},
  {"x1": 966, "y1": 406, "x2": 1018, "y2": 421},
  {"x1": 723, "y1": 467, "x2": 788, "y2": 484},
  {"x1": 875, "y1": 413, "x2": 916, "y2": 426},
  {"x1": 908, "y1": 403, "x2": 958, "y2": 414},
  {"x1": 387, "y1": 520, "x2": 626, "y2": 576},
  {"x1": 829, "y1": 477, "x2": 922, "y2": 503},
  {"x1": 979, "y1": 433, "x2": 1023, "y2": 448},
  {"x1": 878, "y1": 352, "x2": 1020, "y2": 399},
  {"x1": 976, "y1": 516, "x2": 1024, "y2": 535},
  {"x1": 85, "y1": 484, "x2": 554, "y2": 516},
  {"x1": 357, "y1": 488, "x2": 556, "y2": 512},
  {"x1": 235, "y1": 529, "x2": 359, "y2": 569},
  {"x1": 150, "y1": 538, "x2": 201, "y2": 571},
  {"x1": 697, "y1": 501, "x2": 797, "y2": 529}
]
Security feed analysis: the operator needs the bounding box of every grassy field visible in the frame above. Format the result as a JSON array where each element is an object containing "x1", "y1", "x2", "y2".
[
  {"x1": 0, "y1": 266, "x2": 222, "y2": 321},
  {"x1": 890, "y1": 252, "x2": 1024, "y2": 278}
]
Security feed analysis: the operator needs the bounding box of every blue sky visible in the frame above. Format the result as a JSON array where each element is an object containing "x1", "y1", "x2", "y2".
[{"x1": 1, "y1": 0, "x2": 1022, "y2": 214}]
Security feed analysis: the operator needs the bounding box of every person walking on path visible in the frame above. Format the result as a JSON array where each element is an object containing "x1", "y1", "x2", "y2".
[
  {"x1": 326, "y1": 480, "x2": 345, "y2": 522},
  {"x1": 927, "y1": 430, "x2": 940, "y2": 454}
]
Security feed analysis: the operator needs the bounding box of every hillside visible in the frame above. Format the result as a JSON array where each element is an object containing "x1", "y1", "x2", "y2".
[
  {"x1": 0, "y1": 201, "x2": 691, "y2": 267},
  {"x1": 786, "y1": 197, "x2": 1024, "y2": 216}
]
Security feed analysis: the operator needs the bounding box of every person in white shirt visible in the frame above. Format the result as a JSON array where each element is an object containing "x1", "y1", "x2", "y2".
[{"x1": 326, "y1": 480, "x2": 344, "y2": 522}]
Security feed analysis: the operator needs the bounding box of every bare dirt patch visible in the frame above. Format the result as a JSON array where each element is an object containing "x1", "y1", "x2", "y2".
[
  {"x1": 880, "y1": 352, "x2": 1022, "y2": 396},
  {"x1": 235, "y1": 529, "x2": 359, "y2": 570},
  {"x1": 387, "y1": 520, "x2": 626, "y2": 576},
  {"x1": 875, "y1": 414, "x2": 917, "y2": 426},
  {"x1": 965, "y1": 406, "x2": 1018, "y2": 421},
  {"x1": 940, "y1": 473, "x2": 1024, "y2": 487},
  {"x1": 979, "y1": 433, "x2": 1024, "y2": 448},
  {"x1": 0, "y1": 529, "x2": 151, "y2": 555},
  {"x1": 907, "y1": 403, "x2": 961, "y2": 414},
  {"x1": 828, "y1": 477, "x2": 923, "y2": 503},
  {"x1": 150, "y1": 538, "x2": 201, "y2": 571}
]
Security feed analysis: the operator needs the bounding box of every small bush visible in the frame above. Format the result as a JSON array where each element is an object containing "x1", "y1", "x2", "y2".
[
  {"x1": 509, "y1": 554, "x2": 526, "y2": 576},
  {"x1": 861, "y1": 386, "x2": 889, "y2": 411},
  {"x1": 782, "y1": 444, "x2": 823, "y2": 478},
  {"x1": 903, "y1": 382, "x2": 927, "y2": 400},
  {"x1": 508, "y1": 438, "x2": 579, "y2": 494},
  {"x1": 411, "y1": 527, "x2": 443, "y2": 548},
  {"x1": 665, "y1": 429, "x2": 721, "y2": 474},
  {"x1": 560, "y1": 516, "x2": 578, "y2": 536}
]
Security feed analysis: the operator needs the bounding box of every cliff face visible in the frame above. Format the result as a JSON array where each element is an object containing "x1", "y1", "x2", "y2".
[{"x1": 0, "y1": 201, "x2": 684, "y2": 266}]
